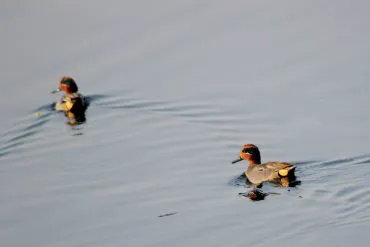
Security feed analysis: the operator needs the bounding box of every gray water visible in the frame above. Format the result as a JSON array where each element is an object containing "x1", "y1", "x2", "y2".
[{"x1": 1, "y1": 1, "x2": 370, "y2": 246}]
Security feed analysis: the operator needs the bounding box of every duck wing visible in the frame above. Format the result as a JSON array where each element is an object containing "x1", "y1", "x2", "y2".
[{"x1": 264, "y1": 162, "x2": 295, "y2": 171}]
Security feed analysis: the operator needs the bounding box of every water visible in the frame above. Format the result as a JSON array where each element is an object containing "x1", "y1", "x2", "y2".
[{"x1": 1, "y1": 0, "x2": 370, "y2": 246}]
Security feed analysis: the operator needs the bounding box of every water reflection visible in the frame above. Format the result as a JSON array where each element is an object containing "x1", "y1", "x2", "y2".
[{"x1": 229, "y1": 171, "x2": 301, "y2": 201}]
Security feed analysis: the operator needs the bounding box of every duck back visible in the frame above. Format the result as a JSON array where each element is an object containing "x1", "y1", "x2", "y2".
[{"x1": 245, "y1": 162, "x2": 296, "y2": 185}]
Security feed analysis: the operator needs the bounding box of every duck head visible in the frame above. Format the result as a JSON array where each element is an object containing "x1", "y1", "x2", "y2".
[
  {"x1": 52, "y1": 76, "x2": 79, "y2": 94},
  {"x1": 232, "y1": 144, "x2": 261, "y2": 165}
]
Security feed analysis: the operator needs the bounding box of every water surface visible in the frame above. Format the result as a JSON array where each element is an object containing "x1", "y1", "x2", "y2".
[{"x1": 1, "y1": 1, "x2": 370, "y2": 246}]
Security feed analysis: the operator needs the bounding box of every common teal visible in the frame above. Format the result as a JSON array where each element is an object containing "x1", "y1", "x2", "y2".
[
  {"x1": 232, "y1": 144, "x2": 296, "y2": 186},
  {"x1": 53, "y1": 76, "x2": 87, "y2": 125}
]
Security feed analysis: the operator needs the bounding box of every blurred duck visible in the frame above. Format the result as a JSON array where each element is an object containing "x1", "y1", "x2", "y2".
[
  {"x1": 54, "y1": 76, "x2": 87, "y2": 125},
  {"x1": 232, "y1": 144, "x2": 296, "y2": 187}
]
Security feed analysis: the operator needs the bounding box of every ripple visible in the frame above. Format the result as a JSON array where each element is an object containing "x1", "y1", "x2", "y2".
[
  {"x1": 0, "y1": 94, "x2": 109, "y2": 160},
  {"x1": 2, "y1": 90, "x2": 370, "y2": 247}
]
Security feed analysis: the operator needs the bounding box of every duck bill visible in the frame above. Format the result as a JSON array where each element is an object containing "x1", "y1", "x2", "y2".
[
  {"x1": 51, "y1": 88, "x2": 61, "y2": 94},
  {"x1": 231, "y1": 157, "x2": 243, "y2": 164}
]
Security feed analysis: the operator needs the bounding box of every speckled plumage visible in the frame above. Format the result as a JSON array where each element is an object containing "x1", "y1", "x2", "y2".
[{"x1": 245, "y1": 161, "x2": 295, "y2": 185}]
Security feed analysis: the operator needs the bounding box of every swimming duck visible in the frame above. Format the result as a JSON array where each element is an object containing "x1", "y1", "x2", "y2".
[
  {"x1": 232, "y1": 144, "x2": 296, "y2": 186},
  {"x1": 53, "y1": 76, "x2": 87, "y2": 125}
]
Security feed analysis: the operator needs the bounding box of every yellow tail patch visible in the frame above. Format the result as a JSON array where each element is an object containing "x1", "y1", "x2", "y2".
[
  {"x1": 278, "y1": 169, "x2": 289, "y2": 177},
  {"x1": 65, "y1": 101, "x2": 73, "y2": 110}
]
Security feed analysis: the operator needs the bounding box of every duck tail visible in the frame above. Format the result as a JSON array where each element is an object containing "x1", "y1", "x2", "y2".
[{"x1": 278, "y1": 166, "x2": 296, "y2": 178}]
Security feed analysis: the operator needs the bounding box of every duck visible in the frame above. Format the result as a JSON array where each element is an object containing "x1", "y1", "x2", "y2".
[
  {"x1": 53, "y1": 76, "x2": 88, "y2": 125},
  {"x1": 231, "y1": 144, "x2": 296, "y2": 186}
]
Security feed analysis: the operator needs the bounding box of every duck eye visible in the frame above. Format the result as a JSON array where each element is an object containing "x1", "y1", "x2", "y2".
[{"x1": 242, "y1": 148, "x2": 253, "y2": 154}]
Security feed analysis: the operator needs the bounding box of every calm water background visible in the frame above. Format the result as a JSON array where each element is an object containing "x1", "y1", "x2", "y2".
[{"x1": 1, "y1": 1, "x2": 370, "y2": 246}]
